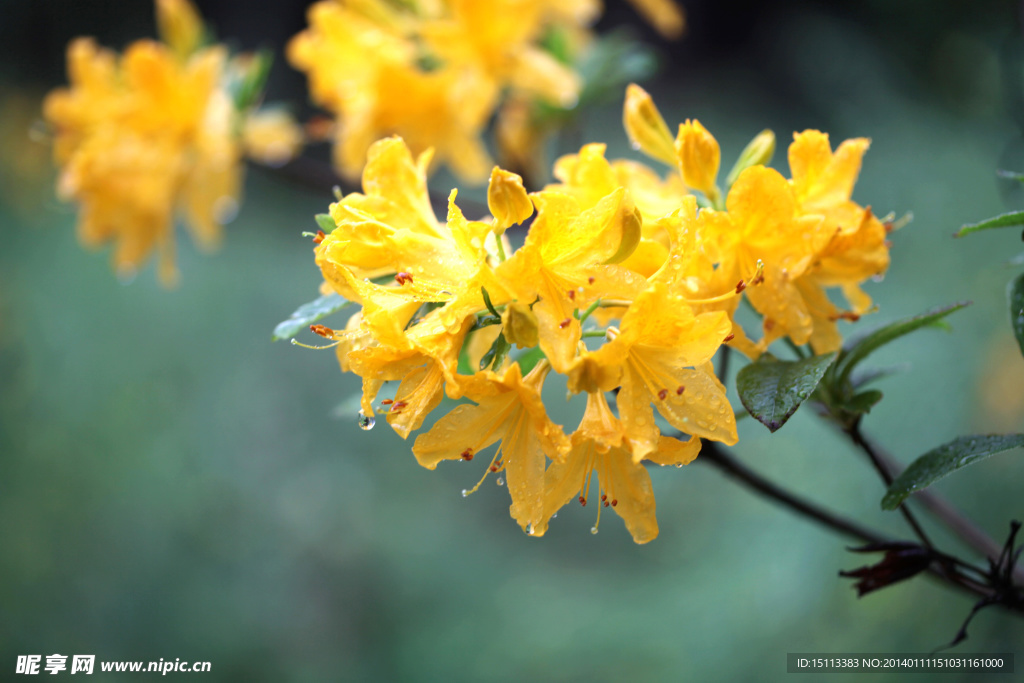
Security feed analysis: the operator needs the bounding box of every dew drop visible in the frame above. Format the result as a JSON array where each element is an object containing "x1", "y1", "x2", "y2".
[
  {"x1": 496, "y1": 476, "x2": 504, "y2": 486},
  {"x1": 357, "y1": 410, "x2": 375, "y2": 430},
  {"x1": 461, "y1": 489, "x2": 469, "y2": 498},
  {"x1": 675, "y1": 463, "x2": 684, "y2": 468},
  {"x1": 526, "y1": 523, "x2": 535, "y2": 535},
  {"x1": 590, "y1": 526, "x2": 599, "y2": 535},
  {"x1": 630, "y1": 141, "x2": 642, "y2": 151}
]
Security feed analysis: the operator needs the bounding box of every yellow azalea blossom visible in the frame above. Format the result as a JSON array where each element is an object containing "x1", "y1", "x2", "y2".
[
  {"x1": 45, "y1": 31, "x2": 241, "y2": 285},
  {"x1": 496, "y1": 186, "x2": 646, "y2": 372},
  {"x1": 156, "y1": 0, "x2": 204, "y2": 60},
  {"x1": 533, "y1": 391, "x2": 700, "y2": 543},
  {"x1": 576, "y1": 281, "x2": 736, "y2": 458},
  {"x1": 623, "y1": 83, "x2": 677, "y2": 166},
  {"x1": 787, "y1": 130, "x2": 890, "y2": 334},
  {"x1": 288, "y1": 0, "x2": 497, "y2": 183},
  {"x1": 413, "y1": 361, "x2": 571, "y2": 532},
  {"x1": 720, "y1": 165, "x2": 830, "y2": 347}
]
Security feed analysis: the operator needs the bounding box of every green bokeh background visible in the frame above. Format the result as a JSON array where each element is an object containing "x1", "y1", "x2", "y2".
[{"x1": 1, "y1": 1, "x2": 1023, "y2": 680}]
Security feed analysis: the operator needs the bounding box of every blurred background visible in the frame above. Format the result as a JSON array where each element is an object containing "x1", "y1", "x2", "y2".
[{"x1": 2, "y1": 0, "x2": 1024, "y2": 680}]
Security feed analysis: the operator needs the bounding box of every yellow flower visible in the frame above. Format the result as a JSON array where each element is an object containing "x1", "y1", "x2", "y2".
[
  {"x1": 44, "y1": 29, "x2": 241, "y2": 285},
  {"x1": 532, "y1": 391, "x2": 700, "y2": 543},
  {"x1": 623, "y1": 84, "x2": 677, "y2": 166},
  {"x1": 487, "y1": 167, "x2": 534, "y2": 232},
  {"x1": 787, "y1": 130, "x2": 890, "y2": 346},
  {"x1": 624, "y1": 0, "x2": 686, "y2": 39},
  {"x1": 496, "y1": 186, "x2": 645, "y2": 372},
  {"x1": 156, "y1": 0, "x2": 204, "y2": 60},
  {"x1": 579, "y1": 281, "x2": 736, "y2": 457},
  {"x1": 413, "y1": 361, "x2": 570, "y2": 532},
  {"x1": 722, "y1": 165, "x2": 830, "y2": 347}
]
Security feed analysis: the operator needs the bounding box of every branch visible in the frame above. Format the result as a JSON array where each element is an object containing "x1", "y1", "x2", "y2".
[{"x1": 847, "y1": 423, "x2": 1024, "y2": 586}]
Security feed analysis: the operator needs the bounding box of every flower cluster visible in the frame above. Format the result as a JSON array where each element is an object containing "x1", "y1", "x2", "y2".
[
  {"x1": 303, "y1": 84, "x2": 891, "y2": 543},
  {"x1": 288, "y1": 0, "x2": 684, "y2": 184},
  {"x1": 44, "y1": 0, "x2": 302, "y2": 286}
]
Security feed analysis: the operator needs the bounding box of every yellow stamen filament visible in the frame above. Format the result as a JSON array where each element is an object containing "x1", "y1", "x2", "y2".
[{"x1": 290, "y1": 339, "x2": 341, "y2": 349}]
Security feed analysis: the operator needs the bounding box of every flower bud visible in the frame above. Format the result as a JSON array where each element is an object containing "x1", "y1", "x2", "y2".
[
  {"x1": 487, "y1": 167, "x2": 533, "y2": 232},
  {"x1": 501, "y1": 301, "x2": 539, "y2": 349},
  {"x1": 156, "y1": 0, "x2": 203, "y2": 59},
  {"x1": 623, "y1": 84, "x2": 677, "y2": 166},
  {"x1": 675, "y1": 119, "x2": 720, "y2": 196},
  {"x1": 725, "y1": 129, "x2": 776, "y2": 188}
]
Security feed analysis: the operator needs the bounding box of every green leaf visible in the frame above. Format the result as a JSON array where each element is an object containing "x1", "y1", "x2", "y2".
[
  {"x1": 232, "y1": 49, "x2": 273, "y2": 112},
  {"x1": 996, "y1": 169, "x2": 1024, "y2": 182},
  {"x1": 955, "y1": 211, "x2": 1024, "y2": 238},
  {"x1": 1011, "y1": 272, "x2": 1024, "y2": 358},
  {"x1": 272, "y1": 293, "x2": 351, "y2": 341},
  {"x1": 882, "y1": 434, "x2": 1024, "y2": 510},
  {"x1": 315, "y1": 214, "x2": 335, "y2": 233},
  {"x1": 515, "y1": 347, "x2": 546, "y2": 374},
  {"x1": 835, "y1": 302, "x2": 969, "y2": 387},
  {"x1": 736, "y1": 352, "x2": 837, "y2": 432},
  {"x1": 845, "y1": 389, "x2": 883, "y2": 415}
]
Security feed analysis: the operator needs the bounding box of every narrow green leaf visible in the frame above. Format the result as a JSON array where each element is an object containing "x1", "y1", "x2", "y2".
[
  {"x1": 882, "y1": 435, "x2": 1024, "y2": 510},
  {"x1": 845, "y1": 389, "x2": 883, "y2": 415},
  {"x1": 836, "y1": 302, "x2": 969, "y2": 387},
  {"x1": 955, "y1": 211, "x2": 1024, "y2": 238},
  {"x1": 736, "y1": 352, "x2": 837, "y2": 432},
  {"x1": 1011, "y1": 272, "x2": 1024, "y2": 358},
  {"x1": 850, "y1": 364, "x2": 909, "y2": 389},
  {"x1": 272, "y1": 293, "x2": 351, "y2": 341},
  {"x1": 481, "y1": 287, "x2": 501, "y2": 318},
  {"x1": 315, "y1": 214, "x2": 335, "y2": 233}
]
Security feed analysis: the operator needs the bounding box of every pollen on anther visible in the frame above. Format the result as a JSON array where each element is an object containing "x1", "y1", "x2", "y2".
[
  {"x1": 611, "y1": 499, "x2": 618, "y2": 507},
  {"x1": 658, "y1": 389, "x2": 668, "y2": 400},
  {"x1": 390, "y1": 400, "x2": 408, "y2": 413},
  {"x1": 723, "y1": 333, "x2": 735, "y2": 343},
  {"x1": 588, "y1": 276, "x2": 595, "y2": 284},
  {"x1": 381, "y1": 399, "x2": 393, "y2": 405},
  {"x1": 567, "y1": 289, "x2": 576, "y2": 301},
  {"x1": 395, "y1": 271, "x2": 414, "y2": 285},
  {"x1": 312, "y1": 230, "x2": 326, "y2": 245},
  {"x1": 559, "y1": 318, "x2": 572, "y2": 329},
  {"x1": 579, "y1": 496, "x2": 587, "y2": 506},
  {"x1": 461, "y1": 448, "x2": 474, "y2": 461},
  {"x1": 310, "y1": 324, "x2": 334, "y2": 338},
  {"x1": 676, "y1": 385, "x2": 685, "y2": 396},
  {"x1": 735, "y1": 280, "x2": 746, "y2": 294}
]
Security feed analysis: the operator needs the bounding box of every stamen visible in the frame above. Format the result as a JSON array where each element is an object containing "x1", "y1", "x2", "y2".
[
  {"x1": 658, "y1": 389, "x2": 668, "y2": 400},
  {"x1": 611, "y1": 499, "x2": 618, "y2": 507},
  {"x1": 567, "y1": 289, "x2": 576, "y2": 301},
  {"x1": 588, "y1": 276, "x2": 595, "y2": 284},
  {"x1": 395, "y1": 271, "x2": 414, "y2": 285},
  {"x1": 559, "y1": 318, "x2": 572, "y2": 329},
  {"x1": 381, "y1": 399, "x2": 394, "y2": 406},
  {"x1": 312, "y1": 230, "x2": 326, "y2": 244},
  {"x1": 461, "y1": 448, "x2": 474, "y2": 461},
  {"x1": 390, "y1": 400, "x2": 408, "y2": 414},
  {"x1": 579, "y1": 496, "x2": 587, "y2": 507},
  {"x1": 830, "y1": 311, "x2": 861, "y2": 322},
  {"x1": 290, "y1": 339, "x2": 340, "y2": 350},
  {"x1": 676, "y1": 385, "x2": 686, "y2": 396},
  {"x1": 723, "y1": 333, "x2": 735, "y2": 342},
  {"x1": 735, "y1": 279, "x2": 747, "y2": 294},
  {"x1": 310, "y1": 324, "x2": 335, "y2": 338}
]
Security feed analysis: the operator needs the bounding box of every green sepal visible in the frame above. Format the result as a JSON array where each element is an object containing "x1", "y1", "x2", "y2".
[
  {"x1": 272, "y1": 293, "x2": 350, "y2": 341},
  {"x1": 882, "y1": 434, "x2": 1024, "y2": 510},
  {"x1": 736, "y1": 352, "x2": 837, "y2": 432}
]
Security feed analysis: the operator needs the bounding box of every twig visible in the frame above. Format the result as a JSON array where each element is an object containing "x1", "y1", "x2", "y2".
[{"x1": 849, "y1": 418, "x2": 935, "y2": 550}]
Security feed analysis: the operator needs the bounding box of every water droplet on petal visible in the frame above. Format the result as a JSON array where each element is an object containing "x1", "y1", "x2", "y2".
[
  {"x1": 496, "y1": 476, "x2": 504, "y2": 486},
  {"x1": 357, "y1": 410, "x2": 375, "y2": 430}
]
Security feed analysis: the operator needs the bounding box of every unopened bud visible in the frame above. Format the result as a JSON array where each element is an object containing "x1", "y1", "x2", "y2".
[
  {"x1": 623, "y1": 84, "x2": 677, "y2": 166},
  {"x1": 725, "y1": 129, "x2": 776, "y2": 188},
  {"x1": 487, "y1": 167, "x2": 533, "y2": 232},
  {"x1": 676, "y1": 119, "x2": 721, "y2": 197},
  {"x1": 501, "y1": 301, "x2": 539, "y2": 349}
]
